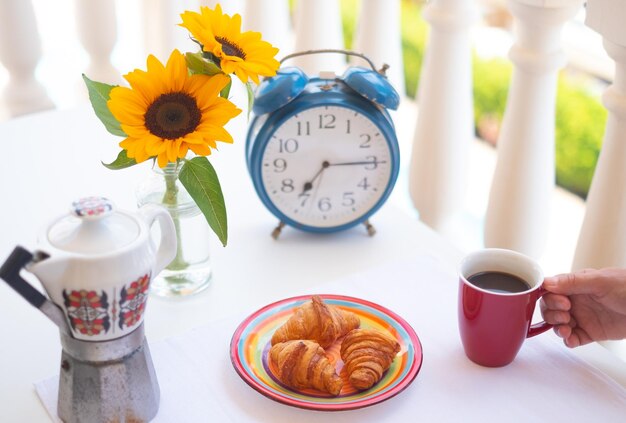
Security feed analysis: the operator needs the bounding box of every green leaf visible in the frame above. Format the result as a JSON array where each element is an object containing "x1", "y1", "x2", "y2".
[
  {"x1": 179, "y1": 157, "x2": 228, "y2": 246},
  {"x1": 185, "y1": 52, "x2": 223, "y2": 76},
  {"x1": 102, "y1": 150, "x2": 137, "y2": 170},
  {"x1": 220, "y1": 76, "x2": 232, "y2": 99},
  {"x1": 246, "y1": 82, "x2": 255, "y2": 120},
  {"x1": 82, "y1": 74, "x2": 126, "y2": 137}
]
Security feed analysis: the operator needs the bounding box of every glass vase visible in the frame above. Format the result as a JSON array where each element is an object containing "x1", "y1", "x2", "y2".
[{"x1": 136, "y1": 162, "x2": 212, "y2": 297}]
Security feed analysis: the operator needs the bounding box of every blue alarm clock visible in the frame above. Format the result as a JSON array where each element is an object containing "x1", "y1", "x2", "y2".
[{"x1": 246, "y1": 50, "x2": 400, "y2": 238}]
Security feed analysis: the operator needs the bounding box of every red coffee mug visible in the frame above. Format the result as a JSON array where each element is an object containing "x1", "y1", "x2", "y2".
[{"x1": 458, "y1": 248, "x2": 552, "y2": 367}]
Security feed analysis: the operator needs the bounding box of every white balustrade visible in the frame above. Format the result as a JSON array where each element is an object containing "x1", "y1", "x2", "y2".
[
  {"x1": 572, "y1": 0, "x2": 626, "y2": 270},
  {"x1": 292, "y1": 0, "x2": 345, "y2": 74},
  {"x1": 75, "y1": 0, "x2": 120, "y2": 85},
  {"x1": 200, "y1": 0, "x2": 242, "y2": 15},
  {"x1": 243, "y1": 0, "x2": 292, "y2": 58},
  {"x1": 142, "y1": 0, "x2": 205, "y2": 62},
  {"x1": 352, "y1": 0, "x2": 405, "y2": 94},
  {"x1": 408, "y1": 0, "x2": 478, "y2": 232},
  {"x1": 0, "y1": 0, "x2": 53, "y2": 116},
  {"x1": 141, "y1": 0, "x2": 176, "y2": 62},
  {"x1": 483, "y1": 0, "x2": 583, "y2": 258}
]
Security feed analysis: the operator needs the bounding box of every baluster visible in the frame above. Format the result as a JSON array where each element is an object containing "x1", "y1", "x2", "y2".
[
  {"x1": 293, "y1": 0, "x2": 345, "y2": 74},
  {"x1": 408, "y1": 0, "x2": 478, "y2": 232},
  {"x1": 572, "y1": 1, "x2": 626, "y2": 270},
  {"x1": 483, "y1": 0, "x2": 583, "y2": 258},
  {"x1": 0, "y1": 0, "x2": 53, "y2": 116},
  {"x1": 75, "y1": 0, "x2": 120, "y2": 84},
  {"x1": 352, "y1": 0, "x2": 404, "y2": 94},
  {"x1": 142, "y1": 0, "x2": 203, "y2": 62},
  {"x1": 200, "y1": 0, "x2": 243, "y2": 14},
  {"x1": 243, "y1": 0, "x2": 292, "y2": 56},
  {"x1": 141, "y1": 0, "x2": 176, "y2": 62}
]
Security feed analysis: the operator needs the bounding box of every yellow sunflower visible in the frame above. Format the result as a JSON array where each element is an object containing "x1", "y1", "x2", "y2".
[
  {"x1": 107, "y1": 49, "x2": 241, "y2": 168},
  {"x1": 179, "y1": 4, "x2": 280, "y2": 84}
]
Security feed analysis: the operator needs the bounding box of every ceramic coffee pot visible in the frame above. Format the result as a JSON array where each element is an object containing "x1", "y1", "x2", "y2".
[
  {"x1": 0, "y1": 196, "x2": 176, "y2": 422},
  {"x1": 25, "y1": 196, "x2": 176, "y2": 340}
]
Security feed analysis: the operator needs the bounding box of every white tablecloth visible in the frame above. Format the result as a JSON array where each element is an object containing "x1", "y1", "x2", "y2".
[{"x1": 36, "y1": 255, "x2": 626, "y2": 422}]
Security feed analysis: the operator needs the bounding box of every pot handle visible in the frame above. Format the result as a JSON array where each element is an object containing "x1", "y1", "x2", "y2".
[
  {"x1": 0, "y1": 246, "x2": 47, "y2": 307},
  {"x1": 0, "y1": 247, "x2": 72, "y2": 335},
  {"x1": 139, "y1": 204, "x2": 177, "y2": 276}
]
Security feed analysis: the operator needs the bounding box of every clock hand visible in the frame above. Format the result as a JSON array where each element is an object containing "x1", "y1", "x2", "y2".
[
  {"x1": 328, "y1": 159, "x2": 387, "y2": 166},
  {"x1": 301, "y1": 160, "x2": 330, "y2": 194},
  {"x1": 306, "y1": 169, "x2": 325, "y2": 211}
]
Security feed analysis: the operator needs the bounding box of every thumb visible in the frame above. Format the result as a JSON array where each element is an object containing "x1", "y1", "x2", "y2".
[{"x1": 543, "y1": 270, "x2": 601, "y2": 296}]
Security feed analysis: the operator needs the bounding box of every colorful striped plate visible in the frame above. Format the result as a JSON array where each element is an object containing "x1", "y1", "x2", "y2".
[{"x1": 229, "y1": 294, "x2": 423, "y2": 411}]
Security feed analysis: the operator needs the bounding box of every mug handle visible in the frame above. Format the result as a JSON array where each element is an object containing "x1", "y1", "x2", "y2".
[
  {"x1": 527, "y1": 286, "x2": 553, "y2": 338},
  {"x1": 139, "y1": 204, "x2": 177, "y2": 276}
]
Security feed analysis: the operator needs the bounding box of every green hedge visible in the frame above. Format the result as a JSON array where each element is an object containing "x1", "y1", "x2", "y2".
[
  {"x1": 340, "y1": 0, "x2": 607, "y2": 199},
  {"x1": 555, "y1": 78, "x2": 607, "y2": 197}
]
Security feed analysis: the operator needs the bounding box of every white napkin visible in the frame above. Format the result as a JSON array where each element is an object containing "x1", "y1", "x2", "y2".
[{"x1": 36, "y1": 255, "x2": 626, "y2": 422}]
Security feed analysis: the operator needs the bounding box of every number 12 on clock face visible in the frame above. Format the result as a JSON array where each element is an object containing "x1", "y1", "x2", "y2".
[{"x1": 258, "y1": 104, "x2": 397, "y2": 231}]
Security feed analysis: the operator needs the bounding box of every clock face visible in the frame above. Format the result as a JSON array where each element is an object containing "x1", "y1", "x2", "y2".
[{"x1": 260, "y1": 105, "x2": 393, "y2": 228}]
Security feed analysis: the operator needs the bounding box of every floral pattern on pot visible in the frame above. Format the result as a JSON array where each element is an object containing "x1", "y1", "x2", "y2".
[
  {"x1": 119, "y1": 273, "x2": 151, "y2": 330},
  {"x1": 63, "y1": 289, "x2": 111, "y2": 336}
]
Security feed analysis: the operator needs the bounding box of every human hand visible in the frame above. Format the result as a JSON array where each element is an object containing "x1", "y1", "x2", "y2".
[{"x1": 540, "y1": 268, "x2": 626, "y2": 348}]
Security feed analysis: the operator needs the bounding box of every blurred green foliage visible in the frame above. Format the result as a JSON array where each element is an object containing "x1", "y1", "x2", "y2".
[
  {"x1": 555, "y1": 78, "x2": 607, "y2": 197},
  {"x1": 472, "y1": 58, "x2": 511, "y2": 130}
]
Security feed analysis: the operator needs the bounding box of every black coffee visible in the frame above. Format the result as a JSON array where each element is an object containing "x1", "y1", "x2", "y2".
[{"x1": 467, "y1": 271, "x2": 531, "y2": 294}]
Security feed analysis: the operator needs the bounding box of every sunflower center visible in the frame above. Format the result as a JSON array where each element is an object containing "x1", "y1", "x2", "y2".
[
  {"x1": 144, "y1": 92, "x2": 201, "y2": 139},
  {"x1": 216, "y1": 36, "x2": 246, "y2": 59}
]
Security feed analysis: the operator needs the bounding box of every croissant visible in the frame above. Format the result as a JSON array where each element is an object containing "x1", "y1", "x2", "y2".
[
  {"x1": 271, "y1": 295, "x2": 360, "y2": 348},
  {"x1": 270, "y1": 340, "x2": 343, "y2": 396},
  {"x1": 340, "y1": 328, "x2": 401, "y2": 390}
]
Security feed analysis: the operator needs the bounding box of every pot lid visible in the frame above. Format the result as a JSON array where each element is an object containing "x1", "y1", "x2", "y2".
[{"x1": 47, "y1": 197, "x2": 139, "y2": 254}]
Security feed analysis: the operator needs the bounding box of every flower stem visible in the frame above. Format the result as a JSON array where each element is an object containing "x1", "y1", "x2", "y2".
[
  {"x1": 162, "y1": 170, "x2": 179, "y2": 205},
  {"x1": 162, "y1": 163, "x2": 189, "y2": 271}
]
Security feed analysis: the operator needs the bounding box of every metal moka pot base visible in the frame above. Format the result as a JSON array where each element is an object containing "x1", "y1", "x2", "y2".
[{"x1": 57, "y1": 323, "x2": 160, "y2": 423}]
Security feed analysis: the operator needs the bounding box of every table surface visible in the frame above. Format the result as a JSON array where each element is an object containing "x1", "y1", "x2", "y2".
[{"x1": 1, "y1": 101, "x2": 625, "y2": 421}]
